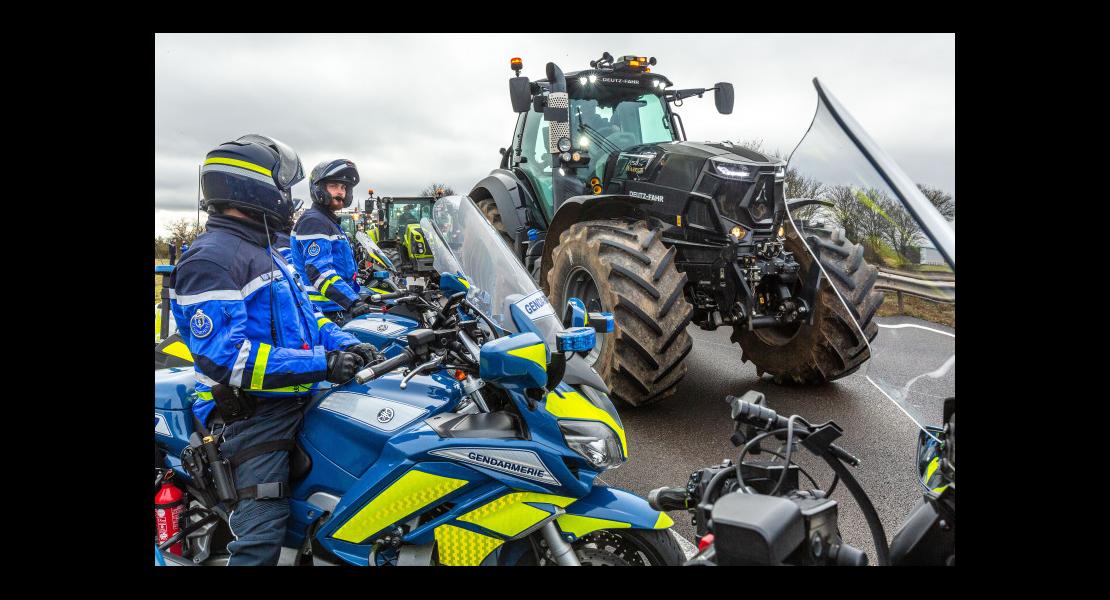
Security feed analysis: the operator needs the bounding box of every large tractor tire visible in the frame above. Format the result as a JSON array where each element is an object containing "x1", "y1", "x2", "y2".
[
  {"x1": 732, "y1": 224, "x2": 883, "y2": 385},
  {"x1": 476, "y1": 198, "x2": 514, "y2": 246},
  {"x1": 546, "y1": 219, "x2": 693, "y2": 407},
  {"x1": 382, "y1": 246, "x2": 404, "y2": 270}
]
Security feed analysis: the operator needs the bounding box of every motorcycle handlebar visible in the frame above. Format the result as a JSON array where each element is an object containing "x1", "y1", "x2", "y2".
[
  {"x1": 648, "y1": 487, "x2": 691, "y2": 512},
  {"x1": 727, "y1": 396, "x2": 860, "y2": 466},
  {"x1": 354, "y1": 349, "x2": 415, "y2": 384},
  {"x1": 371, "y1": 291, "x2": 410, "y2": 302}
]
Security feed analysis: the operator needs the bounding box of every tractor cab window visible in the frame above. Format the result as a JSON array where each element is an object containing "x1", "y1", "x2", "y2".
[
  {"x1": 570, "y1": 92, "x2": 675, "y2": 185},
  {"x1": 387, "y1": 201, "x2": 433, "y2": 239},
  {"x1": 518, "y1": 103, "x2": 556, "y2": 218},
  {"x1": 516, "y1": 90, "x2": 675, "y2": 220}
]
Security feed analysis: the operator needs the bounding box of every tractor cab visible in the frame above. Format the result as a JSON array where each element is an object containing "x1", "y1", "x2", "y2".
[
  {"x1": 376, "y1": 196, "x2": 438, "y2": 274},
  {"x1": 506, "y1": 53, "x2": 733, "y2": 222}
]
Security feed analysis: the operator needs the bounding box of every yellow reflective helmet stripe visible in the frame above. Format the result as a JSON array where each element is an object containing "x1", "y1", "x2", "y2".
[
  {"x1": 507, "y1": 343, "x2": 546, "y2": 371},
  {"x1": 458, "y1": 277, "x2": 470, "y2": 289},
  {"x1": 203, "y1": 156, "x2": 272, "y2": 177},
  {"x1": 319, "y1": 275, "x2": 342, "y2": 296},
  {"x1": 434, "y1": 523, "x2": 503, "y2": 566},
  {"x1": 332, "y1": 470, "x2": 468, "y2": 543},
  {"x1": 250, "y1": 343, "x2": 271, "y2": 390},
  {"x1": 555, "y1": 514, "x2": 630, "y2": 538},
  {"x1": 317, "y1": 316, "x2": 332, "y2": 328},
  {"x1": 545, "y1": 390, "x2": 628, "y2": 458},
  {"x1": 457, "y1": 492, "x2": 575, "y2": 538}
]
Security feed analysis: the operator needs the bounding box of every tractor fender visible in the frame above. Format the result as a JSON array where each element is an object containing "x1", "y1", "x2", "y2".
[
  {"x1": 556, "y1": 484, "x2": 674, "y2": 541},
  {"x1": 469, "y1": 171, "x2": 529, "y2": 243},
  {"x1": 539, "y1": 194, "x2": 656, "y2": 290}
]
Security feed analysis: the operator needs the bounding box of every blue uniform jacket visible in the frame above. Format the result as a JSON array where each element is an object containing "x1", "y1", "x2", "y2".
[
  {"x1": 170, "y1": 215, "x2": 360, "y2": 424},
  {"x1": 291, "y1": 204, "x2": 360, "y2": 313},
  {"x1": 274, "y1": 231, "x2": 294, "y2": 264}
]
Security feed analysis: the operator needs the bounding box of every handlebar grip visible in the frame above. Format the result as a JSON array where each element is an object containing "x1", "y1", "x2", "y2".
[
  {"x1": 354, "y1": 349, "x2": 415, "y2": 384},
  {"x1": 648, "y1": 487, "x2": 691, "y2": 512},
  {"x1": 727, "y1": 396, "x2": 790, "y2": 430}
]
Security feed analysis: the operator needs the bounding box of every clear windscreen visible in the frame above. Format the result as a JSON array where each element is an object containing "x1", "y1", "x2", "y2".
[
  {"x1": 355, "y1": 230, "x2": 395, "y2": 272},
  {"x1": 786, "y1": 80, "x2": 955, "y2": 439},
  {"x1": 421, "y1": 196, "x2": 563, "y2": 347}
]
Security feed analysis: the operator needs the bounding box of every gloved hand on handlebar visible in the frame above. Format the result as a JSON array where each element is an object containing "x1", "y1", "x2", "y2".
[
  {"x1": 325, "y1": 350, "x2": 364, "y2": 383},
  {"x1": 348, "y1": 301, "x2": 372, "y2": 317},
  {"x1": 344, "y1": 342, "x2": 381, "y2": 366}
]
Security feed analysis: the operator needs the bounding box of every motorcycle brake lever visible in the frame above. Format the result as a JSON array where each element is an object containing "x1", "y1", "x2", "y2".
[{"x1": 399, "y1": 355, "x2": 445, "y2": 389}]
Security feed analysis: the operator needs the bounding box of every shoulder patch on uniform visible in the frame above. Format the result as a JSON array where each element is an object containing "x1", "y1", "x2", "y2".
[
  {"x1": 190, "y1": 309, "x2": 214, "y2": 338},
  {"x1": 307, "y1": 242, "x2": 321, "y2": 257}
]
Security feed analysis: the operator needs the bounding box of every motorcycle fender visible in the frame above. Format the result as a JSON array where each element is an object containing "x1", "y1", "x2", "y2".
[{"x1": 557, "y1": 485, "x2": 673, "y2": 541}]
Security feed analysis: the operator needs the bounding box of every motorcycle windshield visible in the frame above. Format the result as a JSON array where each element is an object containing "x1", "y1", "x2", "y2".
[
  {"x1": 421, "y1": 196, "x2": 563, "y2": 347},
  {"x1": 355, "y1": 230, "x2": 395, "y2": 272},
  {"x1": 786, "y1": 79, "x2": 954, "y2": 439}
]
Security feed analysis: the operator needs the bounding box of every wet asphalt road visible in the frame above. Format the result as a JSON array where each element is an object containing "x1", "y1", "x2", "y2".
[{"x1": 601, "y1": 315, "x2": 955, "y2": 560}]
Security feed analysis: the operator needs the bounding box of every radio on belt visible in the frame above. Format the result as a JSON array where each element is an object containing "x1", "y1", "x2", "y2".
[{"x1": 556, "y1": 326, "x2": 596, "y2": 353}]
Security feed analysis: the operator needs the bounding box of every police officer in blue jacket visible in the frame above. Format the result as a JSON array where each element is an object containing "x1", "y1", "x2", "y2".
[
  {"x1": 170, "y1": 134, "x2": 380, "y2": 566},
  {"x1": 292, "y1": 159, "x2": 372, "y2": 326}
]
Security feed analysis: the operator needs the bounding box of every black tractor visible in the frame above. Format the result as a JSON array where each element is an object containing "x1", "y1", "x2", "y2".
[{"x1": 470, "y1": 53, "x2": 882, "y2": 407}]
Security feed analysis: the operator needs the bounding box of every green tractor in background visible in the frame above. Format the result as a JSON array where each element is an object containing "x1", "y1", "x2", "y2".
[
  {"x1": 469, "y1": 53, "x2": 881, "y2": 407},
  {"x1": 368, "y1": 196, "x2": 438, "y2": 276}
]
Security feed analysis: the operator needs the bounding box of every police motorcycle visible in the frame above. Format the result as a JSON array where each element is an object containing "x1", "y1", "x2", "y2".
[
  {"x1": 647, "y1": 79, "x2": 955, "y2": 566},
  {"x1": 154, "y1": 194, "x2": 686, "y2": 566}
]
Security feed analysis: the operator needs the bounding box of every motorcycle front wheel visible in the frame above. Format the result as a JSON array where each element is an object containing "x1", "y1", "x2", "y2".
[{"x1": 518, "y1": 528, "x2": 685, "y2": 566}]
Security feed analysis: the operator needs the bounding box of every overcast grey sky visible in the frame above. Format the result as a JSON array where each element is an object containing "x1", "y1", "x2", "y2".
[{"x1": 155, "y1": 33, "x2": 954, "y2": 237}]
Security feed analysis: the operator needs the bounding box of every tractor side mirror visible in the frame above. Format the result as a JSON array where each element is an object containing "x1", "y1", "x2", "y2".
[
  {"x1": 510, "y1": 77, "x2": 531, "y2": 113},
  {"x1": 715, "y1": 82, "x2": 734, "y2": 115}
]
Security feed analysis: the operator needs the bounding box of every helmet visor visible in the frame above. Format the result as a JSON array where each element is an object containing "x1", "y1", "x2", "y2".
[{"x1": 237, "y1": 134, "x2": 304, "y2": 190}]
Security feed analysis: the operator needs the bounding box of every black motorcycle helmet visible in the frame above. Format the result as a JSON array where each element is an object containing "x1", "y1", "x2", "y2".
[
  {"x1": 310, "y1": 159, "x2": 360, "y2": 210},
  {"x1": 201, "y1": 134, "x2": 304, "y2": 224}
]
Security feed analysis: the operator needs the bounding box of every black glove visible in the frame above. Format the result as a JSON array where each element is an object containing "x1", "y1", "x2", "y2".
[
  {"x1": 325, "y1": 350, "x2": 365, "y2": 383},
  {"x1": 348, "y1": 301, "x2": 372, "y2": 317},
  {"x1": 344, "y1": 342, "x2": 381, "y2": 366}
]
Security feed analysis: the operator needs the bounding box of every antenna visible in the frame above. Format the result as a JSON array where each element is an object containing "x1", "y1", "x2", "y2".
[{"x1": 195, "y1": 163, "x2": 202, "y2": 229}]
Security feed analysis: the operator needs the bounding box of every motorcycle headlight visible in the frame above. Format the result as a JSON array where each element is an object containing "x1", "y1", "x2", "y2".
[
  {"x1": 559, "y1": 420, "x2": 624, "y2": 469},
  {"x1": 709, "y1": 157, "x2": 755, "y2": 180}
]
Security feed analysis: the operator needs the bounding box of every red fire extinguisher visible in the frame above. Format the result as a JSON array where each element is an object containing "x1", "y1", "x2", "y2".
[{"x1": 155, "y1": 471, "x2": 186, "y2": 556}]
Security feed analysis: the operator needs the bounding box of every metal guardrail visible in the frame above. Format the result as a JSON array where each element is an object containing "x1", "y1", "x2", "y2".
[{"x1": 875, "y1": 268, "x2": 954, "y2": 304}]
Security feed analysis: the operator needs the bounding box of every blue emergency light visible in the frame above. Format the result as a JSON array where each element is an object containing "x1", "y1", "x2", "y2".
[{"x1": 556, "y1": 326, "x2": 597, "y2": 353}]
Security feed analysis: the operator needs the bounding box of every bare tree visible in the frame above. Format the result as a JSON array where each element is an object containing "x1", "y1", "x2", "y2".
[
  {"x1": 880, "y1": 194, "x2": 924, "y2": 262},
  {"x1": 420, "y1": 183, "x2": 455, "y2": 198},
  {"x1": 165, "y1": 218, "x2": 204, "y2": 250},
  {"x1": 916, "y1": 183, "x2": 955, "y2": 220}
]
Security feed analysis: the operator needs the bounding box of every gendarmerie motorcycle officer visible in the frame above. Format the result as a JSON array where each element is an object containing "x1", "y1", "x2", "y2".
[
  {"x1": 169, "y1": 135, "x2": 379, "y2": 565},
  {"x1": 291, "y1": 159, "x2": 372, "y2": 326}
]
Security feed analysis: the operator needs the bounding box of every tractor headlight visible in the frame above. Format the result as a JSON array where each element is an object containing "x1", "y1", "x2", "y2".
[
  {"x1": 560, "y1": 420, "x2": 623, "y2": 469},
  {"x1": 558, "y1": 137, "x2": 572, "y2": 153},
  {"x1": 709, "y1": 157, "x2": 755, "y2": 180},
  {"x1": 775, "y1": 166, "x2": 786, "y2": 181}
]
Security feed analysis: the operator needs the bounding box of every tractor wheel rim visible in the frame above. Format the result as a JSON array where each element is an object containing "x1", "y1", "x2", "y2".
[{"x1": 562, "y1": 266, "x2": 605, "y2": 366}]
